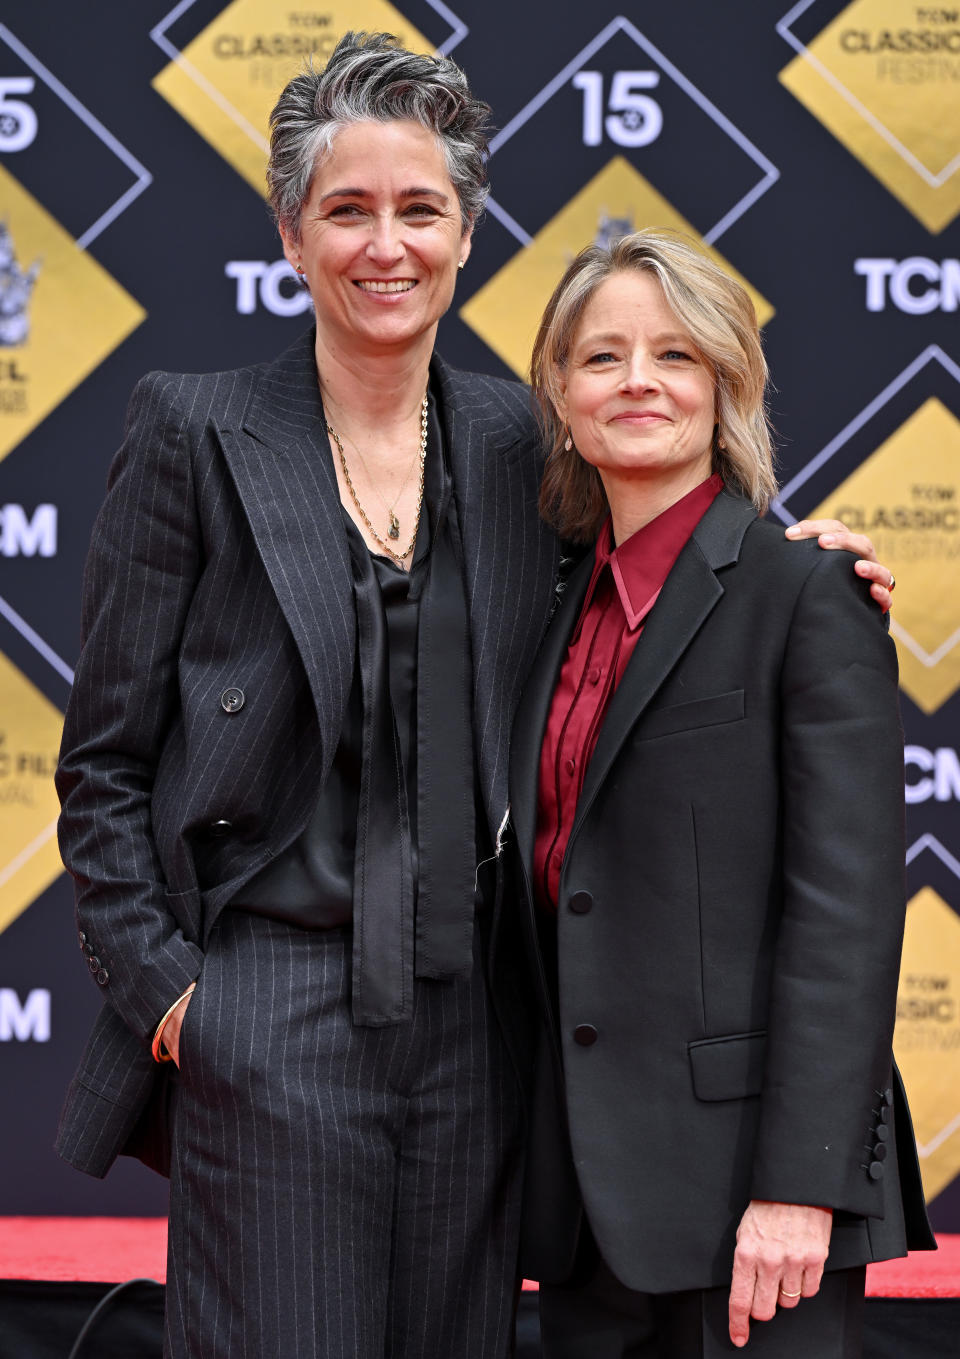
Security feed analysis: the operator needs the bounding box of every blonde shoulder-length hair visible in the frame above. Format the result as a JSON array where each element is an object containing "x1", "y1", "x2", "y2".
[{"x1": 530, "y1": 229, "x2": 777, "y2": 544}]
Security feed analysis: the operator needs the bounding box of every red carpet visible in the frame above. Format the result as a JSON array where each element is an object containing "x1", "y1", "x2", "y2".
[
  {"x1": 866, "y1": 1235, "x2": 960, "y2": 1298},
  {"x1": 0, "y1": 1218, "x2": 167, "y2": 1283},
  {"x1": 0, "y1": 1218, "x2": 956, "y2": 1296}
]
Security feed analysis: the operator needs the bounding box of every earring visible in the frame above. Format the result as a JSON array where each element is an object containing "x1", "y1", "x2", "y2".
[
  {"x1": 295, "y1": 264, "x2": 305, "y2": 276},
  {"x1": 564, "y1": 428, "x2": 573, "y2": 452},
  {"x1": 457, "y1": 259, "x2": 465, "y2": 270}
]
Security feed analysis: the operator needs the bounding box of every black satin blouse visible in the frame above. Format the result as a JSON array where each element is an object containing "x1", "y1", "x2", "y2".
[{"x1": 233, "y1": 389, "x2": 460, "y2": 932}]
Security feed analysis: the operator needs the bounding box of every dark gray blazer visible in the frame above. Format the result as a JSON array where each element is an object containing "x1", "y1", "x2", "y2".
[
  {"x1": 55, "y1": 328, "x2": 560, "y2": 1178},
  {"x1": 510, "y1": 489, "x2": 933, "y2": 1295}
]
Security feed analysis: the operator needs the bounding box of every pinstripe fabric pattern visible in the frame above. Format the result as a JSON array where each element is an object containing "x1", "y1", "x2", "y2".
[
  {"x1": 165, "y1": 911, "x2": 523, "y2": 1359},
  {"x1": 55, "y1": 329, "x2": 559, "y2": 1351},
  {"x1": 437, "y1": 363, "x2": 552, "y2": 831},
  {"x1": 55, "y1": 327, "x2": 560, "y2": 1176}
]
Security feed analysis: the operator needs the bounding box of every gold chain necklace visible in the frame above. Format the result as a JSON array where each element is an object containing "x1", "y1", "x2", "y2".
[
  {"x1": 332, "y1": 422, "x2": 421, "y2": 542},
  {"x1": 327, "y1": 392, "x2": 428, "y2": 567}
]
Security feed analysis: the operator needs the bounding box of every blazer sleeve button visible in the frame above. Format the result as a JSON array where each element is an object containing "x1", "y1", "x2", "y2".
[
  {"x1": 883, "y1": 1088, "x2": 894, "y2": 1106},
  {"x1": 868, "y1": 1161, "x2": 885, "y2": 1180},
  {"x1": 872, "y1": 1142, "x2": 888, "y2": 1161},
  {"x1": 573, "y1": 1024, "x2": 599, "y2": 1046},
  {"x1": 96, "y1": 969, "x2": 109, "y2": 985},
  {"x1": 88, "y1": 956, "x2": 100, "y2": 972},
  {"x1": 220, "y1": 687, "x2": 245, "y2": 713},
  {"x1": 874, "y1": 1123, "x2": 890, "y2": 1142},
  {"x1": 78, "y1": 931, "x2": 86, "y2": 947},
  {"x1": 568, "y1": 891, "x2": 594, "y2": 915}
]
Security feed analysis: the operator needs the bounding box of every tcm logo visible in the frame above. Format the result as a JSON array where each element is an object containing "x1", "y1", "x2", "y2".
[
  {"x1": 855, "y1": 257, "x2": 960, "y2": 313},
  {"x1": 905, "y1": 746, "x2": 960, "y2": 803},
  {"x1": 897, "y1": 974, "x2": 955, "y2": 1026},
  {"x1": 225, "y1": 260, "x2": 312, "y2": 317},
  {"x1": 0, "y1": 987, "x2": 50, "y2": 1041},
  {"x1": 0, "y1": 504, "x2": 57, "y2": 556}
]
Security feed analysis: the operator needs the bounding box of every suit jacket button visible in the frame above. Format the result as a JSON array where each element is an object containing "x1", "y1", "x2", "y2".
[
  {"x1": 220, "y1": 687, "x2": 244, "y2": 713},
  {"x1": 872, "y1": 1142, "x2": 888, "y2": 1161},
  {"x1": 868, "y1": 1161, "x2": 884, "y2": 1180},
  {"x1": 208, "y1": 819, "x2": 233, "y2": 837},
  {"x1": 569, "y1": 891, "x2": 593, "y2": 915},
  {"x1": 880, "y1": 1105, "x2": 892, "y2": 1125},
  {"x1": 874, "y1": 1123, "x2": 889, "y2": 1142},
  {"x1": 573, "y1": 1024, "x2": 598, "y2": 1046},
  {"x1": 883, "y1": 1088, "x2": 894, "y2": 1106},
  {"x1": 96, "y1": 969, "x2": 109, "y2": 985}
]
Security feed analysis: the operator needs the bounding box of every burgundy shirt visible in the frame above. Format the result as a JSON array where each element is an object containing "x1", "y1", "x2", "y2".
[{"x1": 534, "y1": 474, "x2": 723, "y2": 909}]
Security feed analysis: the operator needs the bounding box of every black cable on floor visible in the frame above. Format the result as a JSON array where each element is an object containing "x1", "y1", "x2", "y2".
[{"x1": 66, "y1": 1277, "x2": 161, "y2": 1359}]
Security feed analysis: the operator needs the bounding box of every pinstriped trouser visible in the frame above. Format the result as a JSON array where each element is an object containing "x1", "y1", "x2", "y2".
[{"x1": 163, "y1": 909, "x2": 524, "y2": 1359}]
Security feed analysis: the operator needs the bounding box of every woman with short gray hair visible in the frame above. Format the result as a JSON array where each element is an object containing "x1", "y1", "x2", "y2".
[
  {"x1": 55, "y1": 34, "x2": 895, "y2": 1359},
  {"x1": 57, "y1": 31, "x2": 548, "y2": 1359}
]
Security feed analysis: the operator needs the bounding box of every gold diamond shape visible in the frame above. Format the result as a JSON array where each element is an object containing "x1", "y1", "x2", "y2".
[
  {"x1": 0, "y1": 652, "x2": 64, "y2": 933},
  {"x1": 460, "y1": 157, "x2": 774, "y2": 381},
  {"x1": 153, "y1": 0, "x2": 434, "y2": 198},
  {"x1": 0, "y1": 166, "x2": 144, "y2": 463},
  {"x1": 894, "y1": 888, "x2": 960, "y2": 1203},
  {"x1": 811, "y1": 398, "x2": 960, "y2": 714},
  {"x1": 780, "y1": 0, "x2": 960, "y2": 233}
]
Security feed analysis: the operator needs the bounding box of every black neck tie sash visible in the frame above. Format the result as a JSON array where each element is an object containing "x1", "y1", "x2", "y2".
[{"x1": 349, "y1": 415, "x2": 476, "y2": 1026}]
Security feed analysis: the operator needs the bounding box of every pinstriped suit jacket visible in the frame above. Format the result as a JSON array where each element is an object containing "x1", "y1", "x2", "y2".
[{"x1": 55, "y1": 327, "x2": 560, "y2": 1178}]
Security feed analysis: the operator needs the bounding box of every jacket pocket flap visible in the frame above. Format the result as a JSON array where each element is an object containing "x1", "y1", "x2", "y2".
[
  {"x1": 638, "y1": 689, "x2": 744, "y2": 741},
  {"x1": 688, "y1": 1029, "x2": 766, "y2": 1101}
]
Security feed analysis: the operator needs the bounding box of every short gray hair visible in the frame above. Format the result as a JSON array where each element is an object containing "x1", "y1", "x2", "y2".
[{"x1": 268, "y1": 32, "x2": 491, "y2": 241}]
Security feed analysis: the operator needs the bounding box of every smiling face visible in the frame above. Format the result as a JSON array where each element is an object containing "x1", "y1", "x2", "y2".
[
  {"x1": 280, "y1": 119, "x2": 471, "y2": 360},
  {"x1": 560, "y1": 270, "x2": 717, "y2": 518}
]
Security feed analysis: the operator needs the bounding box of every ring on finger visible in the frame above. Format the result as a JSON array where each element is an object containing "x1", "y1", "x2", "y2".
[
  {"x1": 887, "y1": 572, "x2": 896, "y2": 591},
  {"x1": 779, "y1": 1287, "x2": 802, "y2": 1299}
]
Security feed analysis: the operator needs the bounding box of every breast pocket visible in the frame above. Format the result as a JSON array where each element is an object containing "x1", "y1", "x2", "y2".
[{"x1": 636, "y1": 688, "x2": 745, "y2": 742}]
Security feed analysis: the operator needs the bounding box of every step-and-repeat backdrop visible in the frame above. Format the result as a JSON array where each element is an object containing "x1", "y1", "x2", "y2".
[{"x1": 0, "y1": 0, "x2": 958, "y2": 1224}]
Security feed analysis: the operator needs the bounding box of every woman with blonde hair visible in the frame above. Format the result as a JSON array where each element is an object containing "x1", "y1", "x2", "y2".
[{"x1": 510, "y1": 229, "x2": 932, "y2": 1358}]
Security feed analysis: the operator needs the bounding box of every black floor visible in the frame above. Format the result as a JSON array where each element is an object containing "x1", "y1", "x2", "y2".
[{"x1": 0, "y1": 1282, "x2": 956, "y2": 1359}]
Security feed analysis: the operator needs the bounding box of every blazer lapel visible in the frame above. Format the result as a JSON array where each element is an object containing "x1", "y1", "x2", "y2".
[
  {"x1": 433, "y1": 356, "x2": 560, "y2": 836},
  {"x1": 218, "y1": 329, "x2": 356, "y2": 767},
  {"x1": 510, "y1": 552, "x2": 593, "y2": 877},
  {"x1": 570, "y1": 490, "x2": 756, "y2": 846}
]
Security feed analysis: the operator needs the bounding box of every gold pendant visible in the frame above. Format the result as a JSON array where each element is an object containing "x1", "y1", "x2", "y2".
[{"x1": 388, "y1": 512, "x2": 400, "y2": 540}]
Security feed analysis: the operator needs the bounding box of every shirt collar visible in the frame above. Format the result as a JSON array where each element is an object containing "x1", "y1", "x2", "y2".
[{"x1": 579, "y1": 474, "x2": 724, "y2": 634}]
